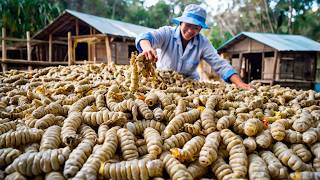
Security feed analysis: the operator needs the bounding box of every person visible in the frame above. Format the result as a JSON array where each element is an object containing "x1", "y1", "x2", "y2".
[{"x1": 135, "y1": 4, "x2": 251, "y2": 90}]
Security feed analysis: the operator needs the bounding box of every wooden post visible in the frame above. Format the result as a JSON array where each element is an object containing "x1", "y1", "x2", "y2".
[
  {"x1": 68, "y1": 32, "x2": 74, "y2": 65},
  {"x1": 92, "y1": 29, "x2": 96, "y2": 63},
  {"x1": 49, "y1": 34, "x2": 52, "y2": 62},
  {"x1": 261, "y1": 52, "x2": 265, "y2": 79},
  {"x1": 239, "y1": 53, "x2": 244, "y2": 78},
  {"x1": 105, "y1": 36, "x2": 112, "y2": 64},
  {"x1": 114, "y1": 43, "x2": 117, "y2": 64},
  {"x1": 2, "y1": 28, "x2": 7, "y2": 72},
  {"x1": 75, "y1": 19, "x2": 79, "y2": 36},
  {"x1": 271, "y1": 51, "x2": 279, "y2": 85},
  {"x1": 88, "y1": 42, "x2": 91, "y2": 62},
  {"x1": 88, "y1": 27, "x2": 92, "y2": 62},
  {"x1": 27, "y1": 31, "x2": 32, "y2": 71}
]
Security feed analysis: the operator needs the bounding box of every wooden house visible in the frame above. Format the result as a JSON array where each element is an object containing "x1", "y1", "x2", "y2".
[
  {"x1": 33, "y1": 9, "x2": 154, "y2": 65},
  {"x1": 217, "y1": 32, "x2": 320, "y2": 90},
  {"x1": 1, "y1": 9, "x2": 154, "y2": 71}
]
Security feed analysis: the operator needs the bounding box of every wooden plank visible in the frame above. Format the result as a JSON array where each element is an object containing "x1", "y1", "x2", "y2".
[
  {"x1": 68, "y1": 32, "x2": 73, "y2": 65},
  {"x1": 0, "y1": 37, "x2": 67, "y2": 45},
  {"x1": 105, "y1": 36, "x2": 112, "y2": 64},
  {"x1": 72, "y1": 34, "x2": 106, "y2": 40},
  {"x1": 27, "y1": 31, "x2": 32, "y2": 71},
  {"x1": 75, "y1": 37, "x2": 100, "y2": 43},
  {"x1": 2, "y1": 28, "x2": 7, "y2": 72},
  {"x1": 271, "y1": 51, "x2": 279, "y2": 85},
  {"x1": 1, "y1": 59, "x2": 68, "y2": 66},
  {"x1": 49, "y1": 34, "x2": 52, "y2": 62}
]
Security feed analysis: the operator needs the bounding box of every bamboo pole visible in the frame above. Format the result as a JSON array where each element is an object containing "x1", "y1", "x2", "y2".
[
  {"x1": 2, "y1": 28, "x2": 7, "y2": 72},
  {"x1": 68, "y1": 32, "x2": 74, "y2": 65},
  {"x1": 49, "y1": 34, "x2": 52, "y2": 62},
  {"x1": 105, "y1": 36, "x2": 112, "y2": 64},
  {"x1": 27, "y1": 31, "x2": 32, "y2": 71}
]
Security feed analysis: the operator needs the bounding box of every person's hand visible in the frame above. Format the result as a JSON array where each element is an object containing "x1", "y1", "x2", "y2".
[
  {"x1": 142, "y1": 48, "x2": 158, "y2": 62},
  {"x1": 229, "y1": 74, "x2": 255, "y2": 91},
  {"x1": 139, "y1": 39, "x2": 158, "y2": 62},
  {"x1": 236, "y1": 82, "x2": 255, "y2": 91}
]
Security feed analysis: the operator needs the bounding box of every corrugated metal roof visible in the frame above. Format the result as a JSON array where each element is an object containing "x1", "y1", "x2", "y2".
[
  {"x1": 65, "y1": 10, "x2": 154, "y2": 38},
  {"x1": 218, "y1": 32, "x2": 320, "y2": 52}
]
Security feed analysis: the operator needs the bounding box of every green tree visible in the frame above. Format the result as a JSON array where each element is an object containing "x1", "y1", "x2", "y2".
[
  {"x1": 209, "y1": 0, "x2": 320, "y2": 44},
  {"x1": 0, "y1": 0, "x2": 62, "y2": 38},
  {"x1": 146, "y1": 0, "x2": 172, "y2": 28},
  {"x1": 207, "y1": 26, "x2": 233, "y2": 49}
]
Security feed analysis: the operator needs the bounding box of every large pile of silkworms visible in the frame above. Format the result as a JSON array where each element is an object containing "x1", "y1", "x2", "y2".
[{"x1": 0, "y1": 54, "x2": 320, "y2": 180}]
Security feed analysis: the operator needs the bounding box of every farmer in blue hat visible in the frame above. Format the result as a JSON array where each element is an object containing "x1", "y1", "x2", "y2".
[{"x1": 135, "y1": 4, "x2": 251, "y2": 90}]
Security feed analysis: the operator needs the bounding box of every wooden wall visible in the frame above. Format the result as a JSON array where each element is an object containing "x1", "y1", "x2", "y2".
[
  {"x1": 81, "y1": 41, "x2": 134, "y2": 65},
  {"x1": 224, "y1": 38, "x2": 274, "y2": 53},
  {"x1": 116, "y1": 42, "x2": 129, "y2": 65},
  {"x1": 263, "y1": 57, "x2": 275, "y2": 79},
  {"x1": 316, "y1": 52, "x2": 320, "y2": 82}
]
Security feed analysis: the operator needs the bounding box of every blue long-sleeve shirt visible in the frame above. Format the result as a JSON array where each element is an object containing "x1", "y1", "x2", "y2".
[{"x1": 135, "y1": 25, "x2": 237, "y2": 82}]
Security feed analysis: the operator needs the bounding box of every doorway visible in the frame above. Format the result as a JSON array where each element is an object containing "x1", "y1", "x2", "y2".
[
  {"x1": 75, "y1": 42, "x2": 88, "y2": 61},
  {"x1": 244, "y1": 53, "x2": 262, "y2": 82}
]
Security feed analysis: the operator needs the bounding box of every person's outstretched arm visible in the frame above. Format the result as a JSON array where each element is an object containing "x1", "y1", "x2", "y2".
[
  {"x1": 229, "y1": 74, "x2": 252, "y2": 90},
  {"x1": 201, "y1": 39, "x2": 252, "y2": 90}
]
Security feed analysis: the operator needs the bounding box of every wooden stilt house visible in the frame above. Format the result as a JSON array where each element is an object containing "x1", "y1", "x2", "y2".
[
  {"x1": 217, "y1": 32, "x2": 320, "y2": 90},
  {"x1": 1, "y1": 9, "x2": 154, "y2": 71}
]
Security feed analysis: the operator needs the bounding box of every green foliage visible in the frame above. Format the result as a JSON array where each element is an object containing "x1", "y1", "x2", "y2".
[
  {"x1": 211, "y1": 0, "x2": 320, "y2": 42},
  {"x1": 208, "y1": 26, "x2": 233, "y2": 48},
  {"x1": 145, "y1": 1, "x2": 172, "y2": 28},
  {"x1": 0, "y1": 0, "x2": 62, "y2": 38}
]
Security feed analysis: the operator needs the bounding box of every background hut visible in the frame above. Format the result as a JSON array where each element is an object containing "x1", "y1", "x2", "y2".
[
  {"x1": 1, "y1": 9, "x2": 154, "y2": 71},
  {"x1": 33, "y1": 9, "x2": 154, "y2": 65},
  {"x1": 217, "y1": 32, "x2": 320, "y2": 90}
]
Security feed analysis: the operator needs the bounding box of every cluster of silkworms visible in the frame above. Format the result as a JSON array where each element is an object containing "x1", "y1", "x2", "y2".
[{"x1": 0, "y1": 61, "x2": 320, "y2": 180}]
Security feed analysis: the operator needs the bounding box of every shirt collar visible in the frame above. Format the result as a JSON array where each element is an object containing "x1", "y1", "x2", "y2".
[{"x1": 173, "y1": 26, "x2": 199, "y2": 46}]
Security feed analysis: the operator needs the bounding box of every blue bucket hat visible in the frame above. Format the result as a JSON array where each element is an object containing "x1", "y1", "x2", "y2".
[{"x1": 172, "y1": 4, "x2": 209, "y2": 29}]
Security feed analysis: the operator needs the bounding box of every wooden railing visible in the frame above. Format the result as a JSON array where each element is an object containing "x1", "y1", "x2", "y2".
[
  {"x1": 1, "y1": 28, "x2": 114, "y2": 72},
  {"x1": 1, "y1": 28, "x2": 69, "y2": 72}
]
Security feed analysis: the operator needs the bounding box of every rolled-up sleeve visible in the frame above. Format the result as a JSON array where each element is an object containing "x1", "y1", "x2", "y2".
[
  {"x1": 201, "y1": 40, "x2": 237, "y2": 83},
  {"x1": 135, "y1": 26, "x2": 172, "y2": 52}
]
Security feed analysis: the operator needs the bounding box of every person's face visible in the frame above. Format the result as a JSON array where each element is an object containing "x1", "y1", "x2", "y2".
[{"x1": 180, "y1": 22, "x2": 202, "y2": 41}]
